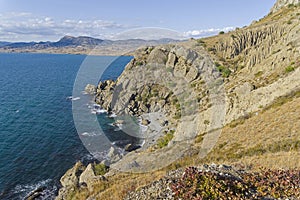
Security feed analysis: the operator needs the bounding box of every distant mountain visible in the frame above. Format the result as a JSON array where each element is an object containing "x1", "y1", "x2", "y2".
[
  {"x1": 0, "y1": 36, "x2": 180, "y2": 55},
  {"x1": 52, "y1": 35, "x2": 105, "y2": 47},
  {"x1": 0, "y1": 41, "x2": 11, "y2": 47}
]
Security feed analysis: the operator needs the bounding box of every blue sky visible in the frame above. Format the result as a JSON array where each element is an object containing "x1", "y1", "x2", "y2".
[{"x1": 0, "y1": 0, "x2": 276, "y2": 42}]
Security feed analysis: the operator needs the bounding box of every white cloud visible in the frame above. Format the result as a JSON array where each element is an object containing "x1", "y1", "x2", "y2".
[
  {"x1": 183, "y1": 27, "x2": 235, "y2": 38},
  {"x1": 0, "y1": 12, "x2": 134, "y2": 42},
  {"x1": 0, "y1": 12, "x2": 237, "y2": 42}
]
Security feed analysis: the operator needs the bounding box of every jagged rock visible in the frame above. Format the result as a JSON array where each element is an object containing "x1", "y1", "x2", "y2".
[
  {"x1": 185, "y1": 65, "x2": 199, "y2": 82},
  {"x1": 79, "y1": 164, "x2": 95, "y2": 186},
  {"x1": 56, "y1": 162, "x2": 85, "y2": 200},
  {"x1": 174, "y1": 57, "x2": 187, "y2": 77},
  {"x1": 60, "y1": 161, "x2": 85, "y2": 188},
  {"x1": 85, "y1": 84, "x2": 96, "y2": 94},
  {"x1": 147, "y1": 48, "x2": 168, "y2": 64},
  {"x1": 271, "y1": 0, "x2": 300, "y2": 13},
  {"x1": 25, "y1": 187, "x2": 46, "y2": 200},
  {"x1": 141, "y1": 118, "x2": 151, "y2": 126},
  {"x1": 166, "y1": 52, "x2": 177, "y2": 68},
  {"x1": 124, "y1": 143, "x2": 140, "y2": 152},
  {"x1": 107, "y1": 147, "x2": 121, "y2": 163},
  {"x1": 234, "y1": 82, "x2": 254, "y2": 96}
]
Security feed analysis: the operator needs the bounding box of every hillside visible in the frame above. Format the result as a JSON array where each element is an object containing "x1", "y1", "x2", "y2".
[{"x1": 54, "y1": 2, "x2": 300, "y2": 200}]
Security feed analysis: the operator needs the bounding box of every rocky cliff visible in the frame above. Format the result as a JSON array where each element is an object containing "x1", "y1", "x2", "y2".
[
  {"x1": 271, "y1": 0, "x2": 300, "y2": 13},
  {"x1": 56, "y1": 1, "x2": 300, "y2": 199}
]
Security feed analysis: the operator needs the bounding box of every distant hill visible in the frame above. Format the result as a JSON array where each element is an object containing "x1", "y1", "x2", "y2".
[
  {"x1": 0, "y1": 41, "x2": 11, "y2": 47},
  {"x1": 0, "y1": 36, "x2": 180, "y2": 55}
]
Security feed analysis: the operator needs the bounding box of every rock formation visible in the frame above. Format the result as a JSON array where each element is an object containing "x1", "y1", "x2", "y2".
[
  {"x1": 271, "y1": 0, "x2": 300, "y2": 13},
  {"x1": 57, "y1": 1, "x2": 300, "y2": 199}
]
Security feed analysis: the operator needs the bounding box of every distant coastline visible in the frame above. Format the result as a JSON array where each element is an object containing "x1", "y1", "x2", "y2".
[{"x1": 0, "y1": 35, "x2": 181, "y2": 56}]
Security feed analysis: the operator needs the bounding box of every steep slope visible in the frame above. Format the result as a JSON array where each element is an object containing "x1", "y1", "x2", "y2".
[
  {"x1": 271, "y1": 0, "x2": 300, "y2": 13},
  {"x1": 56, "y1": 2, "x2": 300, "y2": 200}
]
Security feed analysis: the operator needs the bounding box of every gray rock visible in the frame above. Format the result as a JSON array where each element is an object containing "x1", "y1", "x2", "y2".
[
  {"x1": 60, "y1": 161, "x2": 85, "y2": 188},
  {"x1": 185, "y1": 65, "x2": 199, "y2": 82},
  {"x1": 166, "y1": 52, "x2": 177, "y2": 68},
  {"x1": 271, "y1": 0, "x2": 300, "y2": 13},
  {"x1": 85, "y1": 84, "x2": 96, "y2": 94},
  {"x1": 79, "y1": 164, "x2": 95, "y2": 186},
  {"x1": 147, "y1": 48, "x2": 168, "y2": 65}
]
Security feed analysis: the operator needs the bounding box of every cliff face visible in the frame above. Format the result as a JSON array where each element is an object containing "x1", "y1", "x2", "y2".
[
  {"x1": 271, "y1": 0, "x2": 300, "y2": 13},
  {"x1": 57, "y1": 3, "x2": 300, "y2": 200},
  {"x1": 95, "y1": 3, "x2": 300, "y2": 145}
]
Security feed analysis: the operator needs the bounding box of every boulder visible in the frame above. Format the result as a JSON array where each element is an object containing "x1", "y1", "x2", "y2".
[
  {"x1": 147, "y1": 48, "x2": 168, "y2": 65},
  {"x1": 60, "y1": 161, "x2": 85, "y2": 188},
  {"x1": 141, "y1": 118, "x2": 151, "y2": 126},
  {"x1": 107, "y1": 147, "x2": 121, "y2": 163},
  {"x1": 234, "y1": 82, "x2": 254, "y2": 96},
  {"x1": 79, "y1": 164, "x2": 95, "y2": 186},
  {"x1": 85, "y1": 84, "x2": 96, "y2": 94},
  {"x1": 185, "y1": 65, "x2": 199, "y2": 82},
  {"x1": 174, "y1": 61, "x2": 187, "y2": 77},
  {"x1": 166, "y1": 52, "x2": 177, "y2": 68}
]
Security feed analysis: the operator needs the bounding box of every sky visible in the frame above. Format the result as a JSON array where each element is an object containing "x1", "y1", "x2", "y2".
[{"x1": 0, "y1": 0, "x2": 276, "y2": 42}]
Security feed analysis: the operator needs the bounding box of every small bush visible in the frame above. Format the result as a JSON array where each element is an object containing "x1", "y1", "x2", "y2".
[
  {"x1": 231, "y1": 34, "x2": 237, "y2": 39},
  {"x1": 208, "y1": 47, "x2": 216, "y2": 52},
  {"x1": 219, "y1": 31, "x2": 225, "y2": 34},
  {"x1": 135, "y1": 61, "x2": 143, "y2": 66},
  {"x1": 285, "y1": 66, "x2": 295, "y2": 73},
  {"x1": 217, "y1": 65, "x2": 231, "y2": 78},
  {"x1": 157, "y1": 130, "x2": 175, "y2": 148},
  {"x1": 94, "y1": 163, "x2": 109, "y2": 176}
]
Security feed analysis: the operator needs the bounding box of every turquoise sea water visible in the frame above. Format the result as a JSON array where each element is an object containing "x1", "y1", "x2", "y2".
[{"x1": 0, "y1": 53, "x2": 132, "y2": 199}]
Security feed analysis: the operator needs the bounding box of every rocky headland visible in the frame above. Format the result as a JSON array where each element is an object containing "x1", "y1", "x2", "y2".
[{"x1": 55, "y1": 1, "x2": 300, "y2": 199}]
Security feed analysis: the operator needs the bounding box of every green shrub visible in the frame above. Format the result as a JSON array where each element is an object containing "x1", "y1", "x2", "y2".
[
  {"x1": 219, "y1": 31, "x2": 225, "y2": 34},
  {"x1": 157, "y1": 130, "x2": 175, "y2": 148},
  {"x1": 94, "y1": 163, "x2": 109, "y2": 176},
  {"x1": 217, "y1": 65, "x2": 231, "y2": 78},
  {"x1": 135, "y1": 61, "x2": 143, "y2": 66},
  {"x1": 285, "y1": 65, "x2": 295, "y2": 73},
  {"x1": 208, "y1": 47, "x2": 216, "y2": 52}
]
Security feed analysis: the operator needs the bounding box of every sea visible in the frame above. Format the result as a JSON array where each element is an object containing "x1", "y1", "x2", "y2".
[{"x1": 0, "y1": 53, "x2": 135, "y2": 199}]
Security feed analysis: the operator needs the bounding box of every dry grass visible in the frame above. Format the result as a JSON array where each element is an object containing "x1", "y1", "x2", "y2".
[
  {"x1": 68, "y1": 170, "x2": 165, "y2": 200},
  {"x1": 202, "y1": 94, "x2": 300, "y2": 169}
]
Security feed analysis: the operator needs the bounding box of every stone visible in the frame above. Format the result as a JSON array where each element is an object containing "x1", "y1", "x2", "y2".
[
  {"x1": 174, "y1": 58, "x2": 187, "y2": 77},
  {"x1": 141, "y1": 118, "x2": 151, "y2": 126},
  {"x1": 79, "y1": 164, "x2": 95, "y2": 186},
  {"x1": 124, "y1": 143, "x2": 140, "y2": 152},
  {"x1": 166, "y1": 52, "x2": 177, "y2": 68},
  {"x1": 147, "y1": 48, "x2": 168, "y2": 65},
  {"x1": 185, "y1": 65, "x2": 199, "y2": 82},
  {"x1": 271, "y1": 0, "x2": 300, "y2": 13},
  {"x1": 107, "y1": 147, "x2": 121, "y2": 163},
  {"x1": 85, "y1": 84, "x2": 96, "y2": 94},
  {"x1": 60, "y1": 161, "x2": 85, "y2": 188},
  {"x1": 234, "y1": 82, "x2": 254, "y2": 96}
]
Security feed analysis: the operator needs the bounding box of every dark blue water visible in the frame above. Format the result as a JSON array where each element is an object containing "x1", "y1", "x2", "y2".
[{"x1": 0, "y1": 53, "x2": 132, "y2": 199}]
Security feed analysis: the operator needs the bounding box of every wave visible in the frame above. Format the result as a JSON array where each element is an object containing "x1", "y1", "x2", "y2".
[
  {"x1": 13, "y1": 179, "x2": 57, "y2": 200},
  {"x1": 81, "y1": 132, "x2": 98, "y2": 137},
  {"x1": 66, "y1": 96, "x2": 81, "y2": 101}
]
